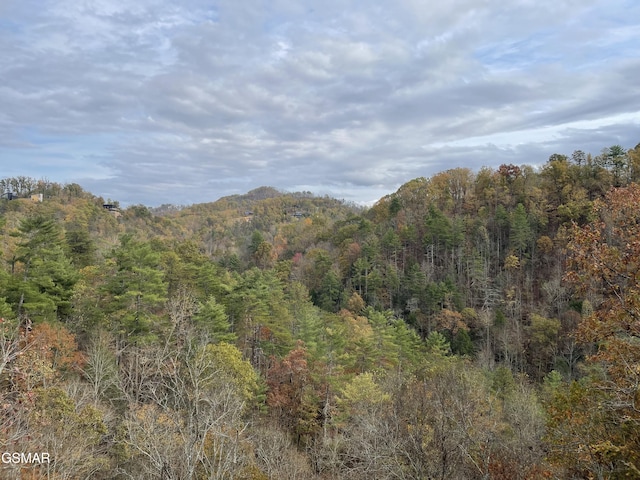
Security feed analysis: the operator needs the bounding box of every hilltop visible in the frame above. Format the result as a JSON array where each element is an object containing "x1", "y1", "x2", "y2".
[{"x1": 2, "y1": 142, "x2": 640, "y2": 478}]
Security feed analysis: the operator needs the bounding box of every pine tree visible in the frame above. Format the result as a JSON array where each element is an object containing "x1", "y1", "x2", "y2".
[
  {"x1": 8, "y1": 215, "x2": 78, "y2": 321},
  {"x1": 105, "y1": 234, "x2": 167, "y2": 338},
  {"x1": 510, "y1": 203, "x2": 531, "y2": 256},
  {"x1": 194, "y1": 295, "x2": 237, "y2": 343}
]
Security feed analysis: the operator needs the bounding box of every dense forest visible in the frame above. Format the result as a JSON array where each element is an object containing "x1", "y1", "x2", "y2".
[{"x1": 1, "y1": 142, "x2": 640, "y2": 479}]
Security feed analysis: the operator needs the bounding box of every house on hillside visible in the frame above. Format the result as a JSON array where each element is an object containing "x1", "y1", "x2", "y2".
[{"x1": 103, "y1": 203, "x2": 122, "y2": 218}]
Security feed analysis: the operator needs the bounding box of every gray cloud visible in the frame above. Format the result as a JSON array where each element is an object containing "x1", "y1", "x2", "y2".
[{"x1": 1, "y1": 0, "x2": 638, "y2": 206}]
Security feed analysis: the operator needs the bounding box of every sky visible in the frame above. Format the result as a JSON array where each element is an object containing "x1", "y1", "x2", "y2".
[{"x1": 1, "y1": 0, "x2": 639, "y2": 207}]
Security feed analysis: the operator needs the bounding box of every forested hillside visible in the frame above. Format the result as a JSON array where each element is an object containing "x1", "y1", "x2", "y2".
[{"x1": 2, "y1": 143, "x2": 640, "y2": 479}]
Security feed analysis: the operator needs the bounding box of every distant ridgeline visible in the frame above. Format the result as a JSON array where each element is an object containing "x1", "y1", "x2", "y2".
[{"x1": 2, "y1": 144, "x2": 640, "y2": 478}]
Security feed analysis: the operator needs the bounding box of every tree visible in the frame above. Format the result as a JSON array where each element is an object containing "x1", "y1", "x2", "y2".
[
  {"x1": 8, "y1": 215, "x2": 78, "y2": 322},
  {"x1": 0, "y1": 315, "x2": 30, "y2": 454},
  {"x1": 629, "y1": 143, "x2": 640, "y2": 182},
  {"x1": 253, "y1": 241, "x2": 277, "y2": 270},
  {"x1": 603, "y1": 144, "x2": 628, "y2": 186},
  {"x1": 564, "y1": 183, "x2": 640, "y2": 476},
  {"x1": 122, "y1": 338, "x2": 258, "y2": 480},
  {"x1": 12, "y1": 322, "x2": 85, "y2": 392},
  {"x1": 526, "y1": 313, "x2": 560, "y2": 380},
  {"x1": 322, "y1": 372, "x2": 397, "y2": 479},
  {"x1": 248, "y1": 230, "x2": 276, "y2": 269},
  {"x1": 64, "y1": 221, "x2": 96, "y2": 268},
  {"x1": 194, "y1": 295, "x2": 237, "y2": 344},
  {"x1": 397, "y1": 357, "x2": 498, "y2": 479},
  {"x1": 229, "y1": 268, "x2": 294, "y2": 361},
  {"x1": 105, "y1": 234, "x2": 167, "y2": 338},
  {"x1": 251, "y1": 425, "x2": 313, "y2": 479},
  {"x1": 0, "y1": 312, "x2": 21, "y2": 379},
  {"x1": 23, "y1": 386, "x2": 110, "y2": 479},
  {"x1": 83, "y1": 330, "x2": 121, "y2": 405},
  {"x1": 544, "y1": 376, "x2": 616, "y2": 479},
  {"x1": 286, "y1": 282, "x2": 324, "y2": 355},
  {"x1": 509, "y1": 203, "x2": 531, "y2": 256},
  {"x1": 266, "y1": 344, "x2": 319, "y2": 441},
  {"x1": 316, "y1": 269, "x2": 342, "y2": 312}
]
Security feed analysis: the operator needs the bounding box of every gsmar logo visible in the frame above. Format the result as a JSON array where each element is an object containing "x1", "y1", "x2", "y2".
[{"x1": 1, "y1": 452, "x2": 50, "y2": 464}]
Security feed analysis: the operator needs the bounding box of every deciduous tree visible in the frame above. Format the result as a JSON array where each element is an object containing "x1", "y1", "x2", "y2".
[{"x1": 562, "y1": 183, "x2": 640, "y2": 476}]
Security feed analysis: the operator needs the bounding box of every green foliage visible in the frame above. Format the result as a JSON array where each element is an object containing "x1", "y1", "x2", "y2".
[
  {"x1": 490, "y1": 366, "x2": 516, "y2": 400},
  {"x1": 287, "y1": 282, "x2": 324, "y2": 355},
  {"x1": 451, "y1": 328, "x2": 473, "y2": 356},
  {"x1": 7, "y1": 214, "x2": 79, "y2": 321},
  {"x1": 316, "y1": 269, "x2": 342, "y2": 312},
  {"x1": 527, "y1": 313, "x2": 561, "y2": 378},
  {"x1": 205, "y1": 342, "x2": 261, "y2": 405},
  {"x1": 2, "y1": 143, "x2": 638, "y2": 479},
  {"x1": 64, "y1": 221, "x2": 96, "y2": 268},
  {"x1": 27, "y1": 386, "x2": 110, "y2": 477},
  {"x1": 105, "y1": 234, "x2": 167, "y2": 338},
  {"x1": 509, "y1": 203, "x2": 531, "y2": 255},
  {"x1": 0, "y1": 296, "x2": 13, "y2": 319},
  {"x1": 426, "y1": 331, "x2": 451, "y2": 356},
  {"x1": 337, "y1": 372, "x2": 390, "y2": 419},
  {"x1": 194, "y1": 295, "x2": 237, "y2": 343},
  {"x1": 229, "y1": 268, "x2": 294, "y2": 356}
]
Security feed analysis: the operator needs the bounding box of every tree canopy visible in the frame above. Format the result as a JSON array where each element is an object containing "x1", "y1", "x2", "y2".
[{"x1": 1, "y1": 144, "x2": 640, "y2": 478}]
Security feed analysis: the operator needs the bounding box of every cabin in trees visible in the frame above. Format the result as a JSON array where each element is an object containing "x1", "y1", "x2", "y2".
[
  {"x1": 1, "y1": 192, "x2": 43, "y2": 202},
  {"x1": 103, "y1": 203, "x2": 122, "y2": 218}
]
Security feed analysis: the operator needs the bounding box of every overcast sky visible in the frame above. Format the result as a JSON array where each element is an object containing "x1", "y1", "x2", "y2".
[{"x1": 1, "y1": 0, "x2": 638, "y2": 206}]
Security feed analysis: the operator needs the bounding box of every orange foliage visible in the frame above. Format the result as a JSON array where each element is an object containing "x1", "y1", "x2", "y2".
[
  {"x1": 434, "y1": 308, "x2": 468, "y2": 334},
  {"x1": 266, "y1": 345, "x2": 309, "y2": 410},
  {"x1": 13, "y1": 323, "x2": 85, "y2": 391},
  {"x1": 564, "y1": 183, "x2": 640, "y2": 475}
]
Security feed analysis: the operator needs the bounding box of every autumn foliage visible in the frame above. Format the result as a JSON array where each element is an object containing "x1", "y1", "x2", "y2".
[
  {"x1": 2, "y1": 146, "x2": 640, "y2": 478},
  {"x1": 558, "y1": 183, "x2": 640, "y2": 476}
]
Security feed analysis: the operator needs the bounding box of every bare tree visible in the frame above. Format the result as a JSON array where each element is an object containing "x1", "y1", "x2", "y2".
[
  {"x1": 0, "y1": 317, "x2": 30, "y2": 454},
  {"x1": 122, "y1": 335, "x2": 252, "y2": 480},
  {"x1": 251, "y1": 425, "x2": 314, "y2": 480},
  {"x1": 83, "y1": 330, "x2": 122, "y2": 404}
]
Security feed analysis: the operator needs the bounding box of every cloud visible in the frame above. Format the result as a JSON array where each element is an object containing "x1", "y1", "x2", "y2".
[{"x1": 0, "y1": 0, "x2": 638, "y2": 205}]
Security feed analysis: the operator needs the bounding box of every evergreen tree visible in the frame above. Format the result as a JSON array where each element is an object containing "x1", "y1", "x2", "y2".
[
  {"x1": 194, "y1": 295, "x2": 237, "y2": 343},
  {"x1": 105, "y1": 234, "x2": 167, "y2": 338},
  {"x1": 510, "y1": 203, "x2": 531, "y2": 256},
  {"x1": 64, "y1": 222, "x2": 96, "y2": 268},
  {"x1": 8, "y1": 215, "x2": 78, "y2": 321}
]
